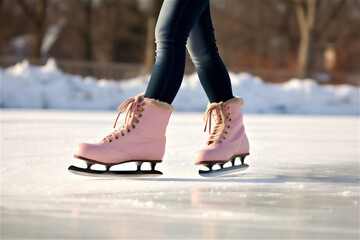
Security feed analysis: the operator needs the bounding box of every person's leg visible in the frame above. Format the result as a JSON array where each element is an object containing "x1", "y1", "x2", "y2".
[
  {"x1": 186, "y1": 5, "x2": 249, "y2": 174},
  {"x1": 144, "y1": 0, "x2": 209, "y2": 104},
  {"x1": 186, "y1": 4, "x2": 234, "y2": 103}
]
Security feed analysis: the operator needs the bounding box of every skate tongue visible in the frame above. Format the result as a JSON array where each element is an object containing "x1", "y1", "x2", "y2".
[{"x1": 203, "y1": 103, "x2": 226, "y2": 145}]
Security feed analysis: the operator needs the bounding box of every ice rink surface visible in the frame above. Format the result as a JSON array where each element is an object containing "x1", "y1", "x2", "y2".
[{"x1": 1, "y1": 110, "x2": 359, "y2": 239}]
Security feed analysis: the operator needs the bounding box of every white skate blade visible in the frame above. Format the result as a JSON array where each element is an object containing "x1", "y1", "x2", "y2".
[
  {"x1": 199, "y1": 164, "x2": 249, "y2": 178},
  {"x1": 68, "y1": 165, "x2": 163, "y2": 178}
]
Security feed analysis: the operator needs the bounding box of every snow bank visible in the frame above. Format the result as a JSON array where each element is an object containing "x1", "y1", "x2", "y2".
[{"x1": 1, "y1": 59, "x2": 358, "y2": 115}]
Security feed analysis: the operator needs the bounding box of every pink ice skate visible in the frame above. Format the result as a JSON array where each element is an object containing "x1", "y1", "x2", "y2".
[
  {"x1": 194, "y1": 97, "x2": 250, "y2": 177},
  {"x1": 68, "y1": 93, "x2": 174, "y2": 177}
]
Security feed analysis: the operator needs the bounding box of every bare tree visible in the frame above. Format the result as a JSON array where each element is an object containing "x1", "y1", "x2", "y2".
[
  {"x1": 144, "y1": 0, "x2": 162, "y2": 71},
  {"x1": 316, "y1": 0, "x2": 346, "y2": 40},
  {"x1": 73, "y1": 0, "x2": 94, "y2": 75},
  {"x1": 17, "y1": 0, "x2": 48, "y2": 59},
  {"x1": 93, "y1": 0, "x2": 145, "y2": 63},
  {"x1": 294, "y1": 0, "x2": 319, "y2": 78},
  {"x1": 82, "y1": 0, "x2": 93, "y2": 62}
]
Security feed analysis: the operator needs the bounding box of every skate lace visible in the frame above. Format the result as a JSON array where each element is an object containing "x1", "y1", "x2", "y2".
[
  {"x1": 203, "y1": 102, "x2": 228, "y2": 145},
  {"x1": 105, "y1": 95, "x2": 145, "y2": 142}
]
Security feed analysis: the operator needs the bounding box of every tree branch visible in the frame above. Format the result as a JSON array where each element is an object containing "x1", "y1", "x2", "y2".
[
  {"x1": 307, "y1": 0, "x2": 318, "y2": 30},
  {"x1": 317, "y1": 0, "x2": 346, "y2": 38},
  {"x1": 16, "y1": 0, "x2": 38, "y2": 25},
  {"x1": 294, "y1": 0, "x2": 308, "y2": 35}
]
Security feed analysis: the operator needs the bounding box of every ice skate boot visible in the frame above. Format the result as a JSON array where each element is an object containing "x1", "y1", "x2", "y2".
[
  {"x1": 68, "y1": 93, "x2": 174, "y2": 177},
  {"x1": 194, "y1": 97, "x2": 250, "y2": 177}
]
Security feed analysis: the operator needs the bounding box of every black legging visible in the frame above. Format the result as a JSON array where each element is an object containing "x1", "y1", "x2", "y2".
[{"x1": 144, "y1": 0, "x2": 234, "y2": 104}]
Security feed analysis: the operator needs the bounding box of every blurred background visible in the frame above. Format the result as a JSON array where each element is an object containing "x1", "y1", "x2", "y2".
[{"x1": 1, "y1": 0, "x2": 359, "y2": 85}]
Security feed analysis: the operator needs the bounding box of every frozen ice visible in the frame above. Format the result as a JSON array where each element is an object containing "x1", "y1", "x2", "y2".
[{"x1": 1, "y1": 110, "x2": 359, "y2": 239}]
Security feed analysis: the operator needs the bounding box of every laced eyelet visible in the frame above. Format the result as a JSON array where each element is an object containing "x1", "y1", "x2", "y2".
[
  {"x1": 127, "y1": 129, "x2": 131, "y2": 133},
  {"x1": 121, "y1": 132, "x2": 125, "y2": 136},
  {"x1": 132, "y1": 125, "x2": 136, "y2": 129},
  {"x1": 109, "y1": 139, "x2": 112, "y2": 143}
]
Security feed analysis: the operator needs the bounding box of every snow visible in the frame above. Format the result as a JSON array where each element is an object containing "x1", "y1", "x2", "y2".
[
  {"x1": 1, "y1": 59, "x2": 359, "y2": 115},
  {"x1": 1, "y1": 110, "x2": 359, "y2": 239}
]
